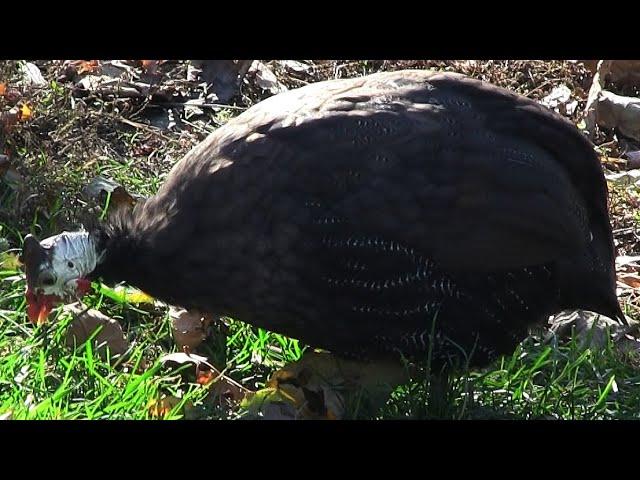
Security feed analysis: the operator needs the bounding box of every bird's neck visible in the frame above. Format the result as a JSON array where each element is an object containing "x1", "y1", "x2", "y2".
[
  {"x1": 91, "y1": 204, "x2": 195, "y2": 304},
  {"x1": 89, "y1": 208, "x2": 165, "y2": 296}
]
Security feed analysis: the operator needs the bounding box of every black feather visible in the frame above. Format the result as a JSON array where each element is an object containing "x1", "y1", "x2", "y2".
[{"x1": 86, "y1": 70, "x2": 622, "y2": 368}]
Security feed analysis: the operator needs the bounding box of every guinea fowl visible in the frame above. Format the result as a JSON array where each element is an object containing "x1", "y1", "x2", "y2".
[{"x1": 22, "y1": 70, "x2": 623, "y2": 411}]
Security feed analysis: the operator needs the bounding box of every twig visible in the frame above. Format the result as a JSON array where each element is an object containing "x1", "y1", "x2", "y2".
[
  {"x1": 155, "y1": 102, "x2": 247, "y2": 111},
  {"x1": 113, "y1": 116, "x2": 178, "y2": 144},
  {"x1": 523, "y1": 79, "x2": 554, "y2": 98}
]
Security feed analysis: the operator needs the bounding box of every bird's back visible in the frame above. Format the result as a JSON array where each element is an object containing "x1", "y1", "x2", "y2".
[{"x1": 124, "y1": 70, "x2": 619, "y2": 366}]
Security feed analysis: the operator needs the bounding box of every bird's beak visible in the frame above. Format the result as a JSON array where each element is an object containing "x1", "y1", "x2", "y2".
[{"x1": 22, "y1": 234, "x2": 61, "y2": 325}]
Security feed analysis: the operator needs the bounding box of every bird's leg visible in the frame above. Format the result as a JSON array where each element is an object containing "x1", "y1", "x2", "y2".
[
  {"x1": 424, "y1": 369, "x2": 452, "y2": 418},
  {"x1": 265, "y1": 351, "x2": 412, "y2": 419}
]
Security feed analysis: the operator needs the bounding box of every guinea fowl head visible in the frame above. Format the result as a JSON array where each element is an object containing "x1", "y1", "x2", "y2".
[{"x1": 21, "y1": 232, "x2": 101, "y2": 324}]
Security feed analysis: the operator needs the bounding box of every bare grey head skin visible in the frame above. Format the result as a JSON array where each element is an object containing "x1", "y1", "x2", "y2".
[{"x1": 22, "y1": 231, "x2": 102, "y2": 324}]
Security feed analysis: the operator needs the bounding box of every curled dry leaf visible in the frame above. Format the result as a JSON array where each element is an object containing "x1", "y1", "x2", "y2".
[
  {"x1": 3, "y1": 87, "x2": 20, "y2": 104},
  {"x1": 75, "y1": 60, "x2": 100, "y2": 75},
  {"x1": 140, "y1": 60, "x2": 160, "y2": 75},
  {"x1": 250, "y1": 62, "x2": 287, "y2": 95},
  {"x1": 596, "y1": 90, "x2": 640, "y2": 141},
  {"x1": 541, "y1": 85, "x2": 571, "y2": 110},
  {"x1": 197, "y1": 369, "x2": 252, "y2": 404},
  {"x1": 63, "y1": 302, "x2": 129, "y2": 359},
  {"x1": 0, "y1": 110, "x2": 19, "y2": 130},
  {"x1": 160, "y1": 351, "x2": 251, "y2": 404},
  {"x1": 618, "y1": 273, "x2": 640, "y2": 289},
  {"x1": 148, "y1": 395, "x2": 182, "y2": 418},
  {"x1": 192, "y1": 60, "x2": 254, "y2": 103},
  {"x1": 169, "y1": 307, "x2": 212, "y2": 350},
  {"x1": 279, "y1": 60, "x2": 311, "y2": 74},
  {"x1": 18, "y1": 103, "x2": 32, "y2": 121},
  {"x1": 83, "y1": 175, "x2": 138, "y2": 211}
]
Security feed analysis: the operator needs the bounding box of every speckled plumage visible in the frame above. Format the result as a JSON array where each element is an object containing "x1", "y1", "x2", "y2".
[{"x1": 91, "y1": 70, "x2": 622, "y2": 367}]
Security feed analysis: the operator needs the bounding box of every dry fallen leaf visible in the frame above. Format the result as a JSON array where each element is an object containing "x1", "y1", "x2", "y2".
[
  {"x1": 618, "y1": 273, "x2": 640, "y2": 289},
  {"x1": 18, "y1": 103, "x2": 32, "y2": 121},
  {"x1": 193, "y1": 60, "x2": 253, "y2": 103},
  {"x1": 541, "y1": 84, "x2": 572, "y2": 110},
  {"x1": 0, "y1": 83, "x2": 6, "y2": 96},
  {"x1": 196, "y1": 369, "x2": 215, "y2": 385},
  {"x1": 279, "y1": 60, "x2": 311, "y2": 74},
  {"x1": 140, "y1": 60, "x2": 160, "y2": 75},
  {"x1": 250, "y1": 61, "x2": 287, "y2": 95},
  {"x1": 63, "y1": 303, "x2": 129, "y2": 359},
  {"x1": 148, "y1": 395, "x2": 182, "y2": 418},
  {"x1": 83, "y1": 175, "x2": 138, "y2": 211},
  {"x1": 169, "y1": 307, "x2": 212, "y2": 350},
  {"x1": 75, "y1": 60, "x2": 100, "y2": 75},
  {"x1": 160, "y1": 351, "x2": 251, "y2": 405},
  {"x1": 0, "y1": 111, "x2": 19, "y2": 130},
  {"x1": 198, "y1": 370, "x2": 251, "y2": 404}
]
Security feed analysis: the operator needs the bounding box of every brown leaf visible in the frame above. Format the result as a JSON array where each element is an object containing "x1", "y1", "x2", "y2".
[
  {"x1": 140, "y1": 60, "x2": 160, "y2": 75},
  {"x1": 3, "y1": 88, "x2": 20, "y2": 104},
  {"x1": 75, "y1": 60, "x2": 100, "y2": 75},
  {"x1": 196, "y1": 369, "x2": 215, "y2": 385},
  {"x1": 160, "y1": 351, "x2": 251, "y2": 405},
  {"x1": 250, "y1": 61, "x2": 287, "y2": 95},
  {"x1": 192, "y1": 60, "x2": 253, "y2": 103},
  {"x1": 169, "y1": 307, "x2": 210, "y2": 350},
  {"x1": 83, "y1": 176, "x2": 138, "y2": 211},
  {"x1": 199, "y1": 370, "x2": 250, "y2": 403},
  {"x1": 63, "y1": 303, "x2": 129, "y2": 359},
  {"x1": 0, "y1": 83, "x2": 6, "y2": 96},
  {"x1": 0, "y1": 110, "x2": 19, "y2": 130},
  {"x1": 618, "y1": 273, "x2": 640, "y2": 289},
  {"x1": 148, "y1": 395, "x2": 182, "y2": 418}
]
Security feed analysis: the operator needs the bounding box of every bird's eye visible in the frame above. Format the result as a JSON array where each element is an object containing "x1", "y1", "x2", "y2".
[{"x1": 67, "y1": 261, "x2": 75, "y2": 269}]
